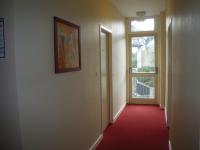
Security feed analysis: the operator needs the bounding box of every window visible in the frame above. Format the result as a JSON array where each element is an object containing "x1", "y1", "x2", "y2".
[
  {"x1": 132, "y1": 77, "x2": 155, "y2": 99},
  {"x1": 128, "y1": 17, "x2": 158, "y2": 102},
  {"x1": 131, "y1": 18, "x2": 155, "y2": 32},
  {"x1": 131, "y1": 36, "x2": 156, "y2": 73}
]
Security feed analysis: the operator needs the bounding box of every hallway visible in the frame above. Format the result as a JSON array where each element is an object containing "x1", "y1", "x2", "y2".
[
  {"x1": 96, "y1": 105, "x2": 169, "y2": 150},
  {"x1": 1, "y1": 0, "x2": 200, "y2": 149}
]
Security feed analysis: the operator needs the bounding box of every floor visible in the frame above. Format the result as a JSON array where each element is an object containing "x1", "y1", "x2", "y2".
[{"x1": 96, "y1": 105, "x2": 169, "y2": 150}]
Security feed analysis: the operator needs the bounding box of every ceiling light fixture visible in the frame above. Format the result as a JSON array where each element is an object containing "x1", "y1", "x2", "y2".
[{"x1": 136, "y1": 11, "x2": 146, "y2": 17}]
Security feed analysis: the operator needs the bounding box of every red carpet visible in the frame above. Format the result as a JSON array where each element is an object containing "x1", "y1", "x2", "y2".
[{"x1": 96, "y1": 105, "x2": 169, "y2": 150}]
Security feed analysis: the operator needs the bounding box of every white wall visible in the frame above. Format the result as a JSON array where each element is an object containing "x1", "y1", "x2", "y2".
[
  {"x1": 0, "y1": 0, "x2": 22, "y2": 149},
  {"x1": 159, "y1": 12, "x2": 166, "y2": 109},
  {"x1": 9, "y1": 0, "x2": 126, "y2": 149},
  {"x1": 166, "y1": 0, "x2": 200, "y2": 149},
  {"x1": 112, "y1": 20, "x2": 126, "y2": 117}
]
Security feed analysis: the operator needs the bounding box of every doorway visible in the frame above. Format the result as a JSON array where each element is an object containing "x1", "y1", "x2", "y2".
[
  {"x1": 127, "y1": 17, "x2": 160, "y2": 104},
  {"x1": 100, "y1": 26, "x2": 112, "y2": 132}
]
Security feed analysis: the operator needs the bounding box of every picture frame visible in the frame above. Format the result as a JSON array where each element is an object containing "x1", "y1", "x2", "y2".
[
  {"x1": 54, "y1": 16, "x2": 81, "y2": 73},
  {"x1": 0, "y1": 18, "x2": 5, "y2": 58}
]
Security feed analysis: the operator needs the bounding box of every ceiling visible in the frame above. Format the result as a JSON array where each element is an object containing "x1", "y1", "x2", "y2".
[{"x1": 112, "y1": 0, "x2": 165, "y2": 17}]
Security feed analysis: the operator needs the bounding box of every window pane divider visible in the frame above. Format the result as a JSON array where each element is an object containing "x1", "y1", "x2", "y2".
[
  {"x1": 130, "y1": 73, "x2": 157, "y2": 77},
  {"x1": 128, "y1": 32, "x2": 158, "y2": 37}
]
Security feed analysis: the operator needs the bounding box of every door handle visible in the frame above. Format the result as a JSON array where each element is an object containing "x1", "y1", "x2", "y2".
[
  {"x1": 155, "y1": 67, "x2": 158, "y2": 74},
  {"x1": 129, "y1": 67, "x2": 132, "y2": 74}
]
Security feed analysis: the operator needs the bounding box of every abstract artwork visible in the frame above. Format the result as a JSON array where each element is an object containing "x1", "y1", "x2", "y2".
[
  {"x1": 54, "y1": 17, "x2": 81, "y2": 73},
  {"x1": 0, "y1": 18, "x2": 5, "y2": 58}
]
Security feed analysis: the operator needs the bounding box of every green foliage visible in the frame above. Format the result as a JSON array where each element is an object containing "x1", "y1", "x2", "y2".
[
  {"x1": 132, "y1": 55, "x2": 137, "y2": 67},
  {"x1": 138, "y1": 66, "x2": 155, "y2": 72}
]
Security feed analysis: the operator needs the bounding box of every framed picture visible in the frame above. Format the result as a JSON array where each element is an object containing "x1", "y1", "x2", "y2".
[
  {"x1": 0, "y1": 18, "x2": 5, "y2": 58},
  {"x1": 54, "y1": 16, "x2": 81, "y2": 73}
]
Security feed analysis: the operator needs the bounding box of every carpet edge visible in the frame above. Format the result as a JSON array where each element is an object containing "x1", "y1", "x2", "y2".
[
  {"x1": 89, "y1": 134, "x2": 103, "y2": 150},
  {"x1": 112, "y1": 103, "x2": 126, "y2": 123}
]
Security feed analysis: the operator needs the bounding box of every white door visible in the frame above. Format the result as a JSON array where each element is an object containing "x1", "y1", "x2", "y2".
[{"x1": 100, "y1": 30, "x2": 110, "y2": 131}]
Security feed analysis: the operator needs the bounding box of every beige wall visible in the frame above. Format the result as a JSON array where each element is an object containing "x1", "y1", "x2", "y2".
[
  {"x1": 159, "y1": 12, "x2": 166, "y2": 108},
  {"x1": 2, "y1": 0, "x2": 126, "y2": 149},
  {"x1": 166, "y1": 0, "x2": 200, "y2": 149},
  {"x1": 0, "y1": 0, "x2": 22, "y2": 149}
]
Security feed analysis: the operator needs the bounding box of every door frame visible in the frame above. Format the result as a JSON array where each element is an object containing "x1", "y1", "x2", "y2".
[
  {"x1": 125, "y1": 16, "x2": 162, "y2": 105},
  {"x1": 165, "y1": 18, "x2": 173, "y2": 127},
  {"x1": 99, "y1": 25, "x2": 113, "y2": 132}
]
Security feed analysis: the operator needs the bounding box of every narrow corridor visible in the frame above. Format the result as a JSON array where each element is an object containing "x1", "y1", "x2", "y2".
[{"x1": 96, "y1": 105, "x2": 169, "y2": 150}]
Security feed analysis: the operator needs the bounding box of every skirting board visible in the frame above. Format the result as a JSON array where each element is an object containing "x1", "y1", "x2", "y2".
[
  {"x1": 89, "y1": 134, "x2": 103, "y2": 150},
  {"x1": 169, "y1": 140, "x2": 172, "y2": 150},
  {"x1": 89, "y1": 103, "x2": 126, "y2": 149},
  {"x1": 113, "y1": 103, "x2": 126, "y2": 123},
  {"x1": 165, "y1": 107, "x2": 169, "y2": 127},
  {"x1": 160, "y1": 104, "x2": 165, "y2": 110}
]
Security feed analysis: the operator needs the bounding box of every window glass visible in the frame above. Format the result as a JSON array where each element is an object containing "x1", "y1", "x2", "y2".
[
  {"x1": 131, "y1": 36, "x2": 155, "y2": 73},
  {"x1": 131, "y1": 18, "x2": 155, "y2": 32},
  {"x1": 132, "y1": 77, "x2": 155, "y2": 99}
]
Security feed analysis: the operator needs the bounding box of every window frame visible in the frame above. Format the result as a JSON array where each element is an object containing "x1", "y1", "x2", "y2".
[
  {"x1": 126, "y1": 15, "x2": 160, "y2": 104},
  {"x1": 126, "y1": 16, "x2": 159, "y2": 34}
]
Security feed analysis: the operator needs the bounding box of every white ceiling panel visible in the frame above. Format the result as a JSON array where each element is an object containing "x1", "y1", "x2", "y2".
[{"x1": 112, "y1": 0, "x2": 165, "y2": 17}]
